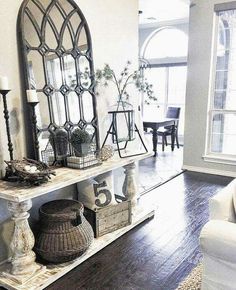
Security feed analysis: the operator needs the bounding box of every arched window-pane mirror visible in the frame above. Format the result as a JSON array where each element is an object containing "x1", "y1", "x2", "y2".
[{"x1": 19, "y1": 0, "x2": 99, "y2": 162}]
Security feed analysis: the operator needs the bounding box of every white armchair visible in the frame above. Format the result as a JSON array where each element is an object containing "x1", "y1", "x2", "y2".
[{"x1": 200, "y1": 179, "x2": 236, "y2": 290}]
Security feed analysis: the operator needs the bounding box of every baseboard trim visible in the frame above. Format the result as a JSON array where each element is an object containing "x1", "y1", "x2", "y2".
[{"x1": 182, "y1": 165, "x2": 236, "y2": 178}]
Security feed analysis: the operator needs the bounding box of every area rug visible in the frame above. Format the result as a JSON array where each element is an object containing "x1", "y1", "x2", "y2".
[{"x1": 176, "y1": 263, "x2": 203, "y2": 290}]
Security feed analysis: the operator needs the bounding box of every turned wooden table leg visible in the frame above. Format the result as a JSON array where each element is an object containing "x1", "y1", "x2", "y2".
[
  {"x1": 171, "y1": 125, "x2": 176, "y2": 151},
  {"x1": 152, "y1": 129, "x2": 158, "y2": 157},
  {"x1": 122, "y1": 162, "x2": 138, "y2": 211},
  {"x1": 3, "y1": 199, "x2": 45, "y2": 284}
]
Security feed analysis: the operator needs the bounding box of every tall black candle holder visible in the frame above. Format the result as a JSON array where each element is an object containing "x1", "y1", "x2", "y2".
[
  {"x1": 0, "y1": 89, "x2": 19, "y2": 181},
  {"x1": 0, "y1": 90, "x2": 14, "y2": 161},
  {"x1": 28, "y1": 102, "x2": 40, "y2": 161}
]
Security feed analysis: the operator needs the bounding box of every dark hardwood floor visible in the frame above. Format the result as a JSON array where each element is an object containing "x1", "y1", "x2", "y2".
[
  {"x1": 45, "y1": 171, "x2": 233, "y2": 290},
  {"x1": 138, "y1": 144, "x2": 183, "y2": 194}
]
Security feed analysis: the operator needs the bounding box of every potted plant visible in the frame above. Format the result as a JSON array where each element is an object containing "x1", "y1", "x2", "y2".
[
  {"x1": 49, "y1": 129, "x2": 69, "y2": 157},
  {"x1": 70, "y1": 128, "x2": 91, "y2": 157}
]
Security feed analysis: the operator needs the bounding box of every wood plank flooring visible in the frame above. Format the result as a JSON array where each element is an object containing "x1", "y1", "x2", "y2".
[
  {"x1": 44, "y1": 171, "x2": 233, "y2": 290},
  {"x1": 138, "y1": 144, "x2": 183, "y2": 194}
]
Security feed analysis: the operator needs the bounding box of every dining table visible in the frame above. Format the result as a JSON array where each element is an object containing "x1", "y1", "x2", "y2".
[{"x1": 143, "y1": 117, "x2": 178, "y2": 157}]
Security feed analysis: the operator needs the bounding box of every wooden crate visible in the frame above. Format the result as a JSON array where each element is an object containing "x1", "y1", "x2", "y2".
[{"x1": 84, "y1": 200, "x2": 132, "y2": 238}]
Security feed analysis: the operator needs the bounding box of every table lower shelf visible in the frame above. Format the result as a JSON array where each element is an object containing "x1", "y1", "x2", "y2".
[{"x1": 0, "y1": 206, "x2": 155, "y2": 290}]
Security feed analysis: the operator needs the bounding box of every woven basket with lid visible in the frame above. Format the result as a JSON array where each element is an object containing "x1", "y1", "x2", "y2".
[{"x1": 35, "y1": 199, "x2": 94, "y2": 263}]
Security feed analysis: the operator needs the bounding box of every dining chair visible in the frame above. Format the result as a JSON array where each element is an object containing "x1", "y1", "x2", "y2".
[{"x1": 157, "y1": 107, "x2": 181, "y2": 151}]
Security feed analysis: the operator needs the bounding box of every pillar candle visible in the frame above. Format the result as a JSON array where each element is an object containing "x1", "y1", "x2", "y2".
[
  {"x1": 26, "y1": 89, "x2": 38, "y2": 103},
  {"x1": 0, "y1": 76, "x2": 9, "y2": 90}
]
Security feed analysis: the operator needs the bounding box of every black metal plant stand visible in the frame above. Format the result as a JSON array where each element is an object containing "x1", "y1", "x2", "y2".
[
  {"x1": 28, "y1": 102, "x2": 40, "y2": 161},
  {"x1": 102, "y1": 110, "x2": 148, "y2": 158}
]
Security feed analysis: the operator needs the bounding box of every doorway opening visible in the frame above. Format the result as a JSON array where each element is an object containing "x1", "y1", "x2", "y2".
[{"x1": 138, "y1": 26, "x2": 188, "y2": 193}]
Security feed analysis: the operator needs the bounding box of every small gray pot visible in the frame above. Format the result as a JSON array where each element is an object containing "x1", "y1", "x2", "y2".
[{"x1": 74, "y1": 143, "x2": 89, "y2": 157}]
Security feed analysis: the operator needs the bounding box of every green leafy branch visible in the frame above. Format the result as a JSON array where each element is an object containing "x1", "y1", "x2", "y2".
[{"x1": 95, "y1": 61, "x2": 157, "y2": 104}]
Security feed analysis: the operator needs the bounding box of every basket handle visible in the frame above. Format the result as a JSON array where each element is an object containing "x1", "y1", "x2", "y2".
[
  {"x1": 71, "y1": 204, "x2": 84, "y2": 226},
  {"x1": 75, "y1": 210, "x2": 82, "y2": 227}
]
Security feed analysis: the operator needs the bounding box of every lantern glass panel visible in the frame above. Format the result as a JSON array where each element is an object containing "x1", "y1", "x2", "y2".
[{"x1": 109, "y1": 101, "x2": 135, "y2": 143}]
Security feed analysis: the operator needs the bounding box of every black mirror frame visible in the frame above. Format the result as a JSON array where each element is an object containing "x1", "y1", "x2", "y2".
[{"x1": 18, "y1": 0, "x2": 100, "y2": 161}]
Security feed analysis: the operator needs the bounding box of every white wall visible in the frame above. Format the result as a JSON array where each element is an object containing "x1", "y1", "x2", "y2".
[
  {"x1": 78, "y1": 0, "x2": 140, "y2": 143},
  {"x1": 183, "y1": 0, "x2": 236, "y2": 176},
  {"x1": 0, "y1": 0, "x2": 139, "y2": 262},
  {"x1": 0, "y1": 0, "x2": 26, "y2": 177}
]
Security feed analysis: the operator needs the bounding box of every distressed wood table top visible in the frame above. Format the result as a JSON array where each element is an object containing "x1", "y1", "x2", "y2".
[{"x1": 0, "y1": 152, "x2": 151, "y2": 202}]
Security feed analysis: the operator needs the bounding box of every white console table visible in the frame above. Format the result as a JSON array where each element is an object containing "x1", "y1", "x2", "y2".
[{"x1": 0, "y1": 153, "x2": 155, "y2": 290}]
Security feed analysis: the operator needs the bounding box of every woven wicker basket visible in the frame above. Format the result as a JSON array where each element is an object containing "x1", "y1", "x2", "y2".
[{"x1": 35, "y1": 199, "x2": 94, "y2": 263}]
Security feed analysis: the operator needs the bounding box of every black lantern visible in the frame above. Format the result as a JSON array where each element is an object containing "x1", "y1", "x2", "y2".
[
  {"x1": 109, "y1": 101, "x2": 135, "y2": 143},
  {"x1": 102, "y1": 101, "x2": 148, "y2": 158}
]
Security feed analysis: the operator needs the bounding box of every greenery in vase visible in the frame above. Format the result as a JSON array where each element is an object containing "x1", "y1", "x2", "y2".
[
  {"x1": 55, "y1": 129, "x2": 68, "y2": 139},
  {"x1": 70, "y1": 128, "x2": 91, "y2": 146},
  {"x1": 95, "y1": 61, "x2": 157, "y2": 104},
  {"x1": 49, "y1": 129, "x2": 68, "y2": 156}
]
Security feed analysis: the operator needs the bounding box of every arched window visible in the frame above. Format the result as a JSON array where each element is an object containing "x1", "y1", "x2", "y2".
[{"x1": 142, "y1": 27, "x2": 188, "y2": 60}]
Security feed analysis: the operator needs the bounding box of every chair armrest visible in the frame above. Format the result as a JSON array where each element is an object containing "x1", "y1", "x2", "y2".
[
  {"x1": 200, "y1": 220, "x2": 236, "y2": 263},
  {"x1": 209, "y1": 185, "x2": 235, "y2": 222}
]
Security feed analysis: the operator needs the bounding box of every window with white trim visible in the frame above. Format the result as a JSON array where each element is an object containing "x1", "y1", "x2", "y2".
[{"x1": 206, "y1": 5, "x2": 236, "y2": 163}]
